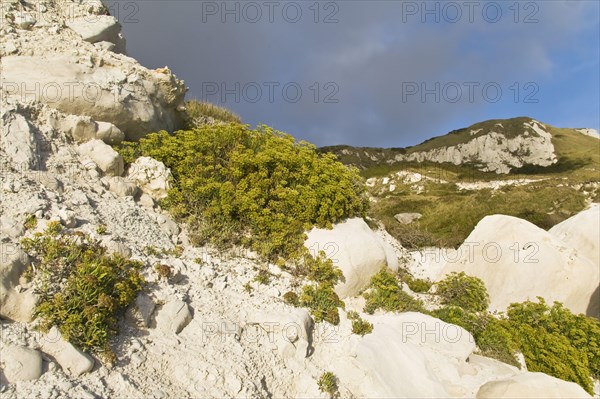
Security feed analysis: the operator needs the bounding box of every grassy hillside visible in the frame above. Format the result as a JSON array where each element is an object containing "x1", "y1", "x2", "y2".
[{"x1": 322, "y1": 118, "x2": 600, "y2": 248}]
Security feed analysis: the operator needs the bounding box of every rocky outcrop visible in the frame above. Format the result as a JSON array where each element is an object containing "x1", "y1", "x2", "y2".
[
  {"x1": 304, "y1": 218, "x2": 399, "y2": 298},
  {"x1": 54, "y1": 115, "x2": 125, "y2": 145},
  {"x1": 66, "y1": 15, "x2": 126, "y2": 54},
  {"x1": 396, "y1": 120, "x2": 557, "y2": 173},
  {"x1": 0, "y1": 0, "x2": 186, "y2": 141},
  {"x1": 441, "y1": 214, "x2": 599, "y2": 317}
]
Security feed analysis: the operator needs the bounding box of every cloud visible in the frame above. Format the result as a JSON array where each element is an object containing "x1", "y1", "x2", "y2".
[{"x1": 107, "y1": 0, "x2": 599, "y2": 147}]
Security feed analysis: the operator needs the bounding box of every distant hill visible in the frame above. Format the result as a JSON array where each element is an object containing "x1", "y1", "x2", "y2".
[{"x1": 321, "y1": 117, "x2": 600, "y2": 174}]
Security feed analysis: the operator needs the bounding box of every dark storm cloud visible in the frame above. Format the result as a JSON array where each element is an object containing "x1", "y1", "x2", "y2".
[{"x1": 105, "y1": 0, "x2": 599, "y2": 147}]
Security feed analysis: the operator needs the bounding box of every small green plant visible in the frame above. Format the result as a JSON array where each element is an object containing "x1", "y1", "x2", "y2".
[
  {"x1": 299, "y1": 251, "x2": 344, "y2": 285},
  {"x1": 243, "y1": 282, "x2": 254, "y2": 293},
  {"x1": 363, "y1": 269, "x2": 424, "y2": 314},
  {"x1": 317, "y1": 371, "x2": 339, "y2": 398},
  {"x1": 351, "y1": 318, "x2": 373, "y2": 336},
  {"x1": 194, "y1": 257, "x2": 205, "y2": 266},
  {"x1": 21, "y1": 228, "x2": 144, "y2": 359},
  {"x1": 436, "y1": 272, "x2": 489, "y2": 312},
  {"x1": 406, "y1": 276, "x2": 432, "y2": 293},
  {"x1": 24, "y1": 214, "x2": 38, "y2": 230},
  {"x1": 346, "y1": 310, "x2": 360, "y2": 320},
  {"x1": 96, "y1": 224, "x2": 107, "y2": 235},
  {"x1": 253, "y1": 269, "x2": 271, "y2": 285},
  {"x1": 162, "y1": 246, "x2": 184, "y2": 257},
  {"x1": 346, "y1": 311, "x2": 374, "y2": 335},
  {"x1": 144, "y1": 245, "x2": 161, "y2": 257},
  {"x1": 283, "y1": 291, "x2": 300, "y2": 306},
  {"x1": 300, "y1": 284, "x2": 344, "y2": 325},
  {"x1": 46, "y1": 220, "x2": 63, "y2": 235},
  {"x1": 154, "y1": 264, "x2": 172, "y2": 279}
]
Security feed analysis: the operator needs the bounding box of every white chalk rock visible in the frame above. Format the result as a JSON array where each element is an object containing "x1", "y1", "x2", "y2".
[
  {"x1": 127, "y1": 157, "x2": 172, "y2": 200},
  {"x1": 0, "y1": 344, "x2": 43, "y2": 383},
  {"x1": 305, "y1": 218, "x2": 397, "y2": 298},
  {"x1": 441, "y1": 214, "x2": 599, "y2": 317},
  {"x1": 41, "y1": 326, "x2": 95, "y2": 377},
  {"x1": 0, "y1": 247, "x2": 36, "y2": 322},
  {"x1": 78, "y1": 139, "x2": 124, "y2": 177},
  {"x1": 156, "y1": 300, "x2": 192, "y2": 334}
]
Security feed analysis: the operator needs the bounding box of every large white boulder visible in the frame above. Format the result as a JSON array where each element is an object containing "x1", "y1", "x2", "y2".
[
  {"x1": 322, "y1": 312, "x2": 476, "y2": 398},
  {"x1": 304, "y1": 218, "x2": 398, "y2": 298},
  {"x1": 0, "y1": 344, "x2": 43, "y2": 383},
  {"x1": 549, "y1": 204, "x2": 599, "y2": 265},
  {"x1": 0, "y1": 246, "x2": 36, "y2": 322},
  {"x1": 549, "y1": 205, "x2": 600, "y2": 318},
  {"x1": 441, "y1": 215, "x2": 599, "y2": 317},
  {"x1": 40, "y1": 326, "x2": 94, "y2": 377},
  {"x1": 78, "y1": 139, "x2": 124, "y2": 177},
  {"x1": 127, "y1": 157, "x2": 173, "y2": 200},
  {"x1": 476, "y1": 372, "x2": 592, "y2": 399}
]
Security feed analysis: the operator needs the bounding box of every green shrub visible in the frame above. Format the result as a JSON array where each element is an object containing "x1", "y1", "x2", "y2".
[
  {"x1": 317, "y1": 371, "x2": 339, "y2": 398},
  {"x1": 432, "y1": 297, "x2": 599, "y2": 393},
  {"x1": 95, "y1": 224, "x2": 107, "y2": 235},
  {"x1": 283, "y1": 291, "x2": 300, "y2": 306},
  {"x1": 436, "y1": 272, "x2": 489, "y2": 312},
  {"x1": 346, "y1": 310, "x2": 374, "y2": 336},
  {"x1": 431, "y1": 306, "x2": 519, "y2": 367},
  {"x1": 300, "y1": 284, "x2": 344, "y2": 325},
  {"x1": 115, "y1": 124, "x2": 368, "y2": 261},
  {"x1": 363, "y1": 269, "x2": 424, "y2": 314},
  {"x1": 296, "y1": 251, "x2": 344, "y2": 285},
  {"x1": 351, "y1": 318, "x2": 374, "y2": 336},
  {"x1": 406, "y1": 276, "x2": 433, "y2": 293},
  {"x1": 253, "y1": 269, "x2": 271, "y2": 285},
  {"x1": 506, "y1": 298, "x2": 599, "y2": 392},
  {"x1": 513, "y1": 324, "x2": 592, "y2": 393},
  {"x1": 21, "y1": 228, "x2": 144, "y2": 358},
  {"x1": 184, "y1": 99, "x2": 242, "y2": 126},
  {"x1": 474, "y1": 316, "x2": 520, "y2": 367}
]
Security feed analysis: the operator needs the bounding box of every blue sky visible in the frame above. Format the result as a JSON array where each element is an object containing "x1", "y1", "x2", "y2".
[{"x1": 106, "y1": 0, "x2": 600, "y2": 147}]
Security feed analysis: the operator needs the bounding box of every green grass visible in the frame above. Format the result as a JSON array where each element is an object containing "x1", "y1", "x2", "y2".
[
  {"x1": 184, "y1": 99, "x2": 242, "y2": 126},
  {"x1": 370, "y1": 180, "x2": 588, "y2": 248}
]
